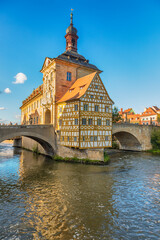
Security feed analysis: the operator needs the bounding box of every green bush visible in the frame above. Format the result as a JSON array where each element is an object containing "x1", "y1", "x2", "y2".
[
  {"x1": 151, "y1": 129, "x2": 160, "y2": 150},
  {"x1": 32, "y1": 145, "x2": 40, "y2": 154}
]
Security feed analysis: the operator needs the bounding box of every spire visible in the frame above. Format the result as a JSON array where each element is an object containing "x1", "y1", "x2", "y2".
[
  {"x1": 70, "y1": 9, "x2": 73, "y2": 25},
  {"x1": 65, "y1": 10, "x2": 78, "y2": 52}
]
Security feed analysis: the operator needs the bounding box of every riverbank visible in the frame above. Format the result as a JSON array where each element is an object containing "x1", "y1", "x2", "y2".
[
  {"x1": 148, "y1": 149, "x2": 160, "y2": 154},
  {"x1": 52, "y1": 152, "x2": 110, "y2": 165}
]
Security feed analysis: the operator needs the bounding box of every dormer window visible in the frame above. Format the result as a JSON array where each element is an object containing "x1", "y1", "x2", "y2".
[{"x1": 67, "y1": 72, "x2": 71, "y2": 81}]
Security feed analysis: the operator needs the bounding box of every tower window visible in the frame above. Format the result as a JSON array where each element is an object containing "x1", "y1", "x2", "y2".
[
  {"x1": 97, "y1": 119, "x2": 101, "y2": 126},
  {"x1": 75, "y1": 119, "x2": 78, "y2": 125},
  {"x1": 67, "y1": 72, "x2": 71, "y2": 81},
  {"x1": 74, "y1": 137, "x2": 77, "y2": 142},
  {"x1": 94, "y1": 136, "x2": 97, "y2": 141},
  {"x1": 95, "y1": 105, "x2": 99, "y2": 112},
  {"x1": 90, "y1": 136, "x2": 93, "y2": 141},
  {"x1": 74, "y1": 104, "x2": 78, "y2": 111},
  {"x1": 88, "y1": 118, "x2": 93, "y2": 125},
  {"x1": 105, "y1": 106, "x2": 109, "y2": 112},
  {"x1": 106, "y1": 119, "x2": 110, "y2": 126},
  {"x1": 82, "y1": 118, "x2": 87, "y2": 125},
  {"x1": 105, "y1": 136, "x2": 109, "y2": 141},
  {"x1": 72, "y1": 38, "x2": 75, "y2": 46},
  {"x1": 84, "y1": 104, "x2": 88, "y2": 111}
]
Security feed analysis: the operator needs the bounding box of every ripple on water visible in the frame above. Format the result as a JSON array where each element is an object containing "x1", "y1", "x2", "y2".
[{"x1": 0, "y1": 146, "x2": 160, "y2": 239}]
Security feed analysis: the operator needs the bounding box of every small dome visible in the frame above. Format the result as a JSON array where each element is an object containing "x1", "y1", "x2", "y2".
[{"x1": 66, "y1": 25, "x2": 77, "y2": 35}]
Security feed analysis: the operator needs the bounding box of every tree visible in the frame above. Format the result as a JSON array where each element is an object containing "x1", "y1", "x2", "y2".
[
  {"x1": 112, "y1": 106, "x2": 121, "y2": 123},
  {"x1": 157, "y1": 114, "x2": 160, "y2": 124},
  {"x1": 151, "y1": 129, "x2": 160, "y2": 149}
]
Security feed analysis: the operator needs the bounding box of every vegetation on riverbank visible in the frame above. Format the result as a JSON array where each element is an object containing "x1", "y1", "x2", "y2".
[
  {"x1": 53, "y1": 153, "x2": 110, "y2": 165},
  {"x1": 150, "y1": 129, "x2": 160, "y2": 154},
  {"x1": 148, "y1": 149, "x2": 160, "y2": 154},
  {"x1": 32, "y1": 145, "x2": 40, "y2": 155}
]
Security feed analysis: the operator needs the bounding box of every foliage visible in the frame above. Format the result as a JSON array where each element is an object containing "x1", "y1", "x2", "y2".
[
  {"x1": 112, "y1": 106, "x2": 121, "y2": 123},
  {"x1": 151, "y1": 129, "x2": 160, "y2": 150},
  {"x1": 112, "y1": 141, "x2": 119, "y2": 149},
  {"x1": 32, "y1": 145, "x2": 40, "y2": 154},
  {"x1": 53, "y1": 154, "x2": 110, "y2": 165},
  {"x1": 148, "y1": 149, "x2": 160, "y2": 154},
  {"x1": 104, "y1": 152, "x2": 110, "y2": 163},
  {"x1": 157, "y1": 114, "x2": 160, "y2": 123}
]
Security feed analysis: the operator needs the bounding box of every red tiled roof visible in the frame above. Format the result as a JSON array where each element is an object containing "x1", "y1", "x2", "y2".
[{"x1": 57, "y1": 72, "x2": 97, "y2": 103}]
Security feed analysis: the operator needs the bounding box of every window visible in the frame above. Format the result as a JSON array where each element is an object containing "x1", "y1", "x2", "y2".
[
  {"x1": 59, "y1": 107, "x2": 62, "y2": 113},
  {"x1": 88, "y1": 118, "x2": 93, "y2": 125},
  {"x1": 83, "y1": 136, "x2": 85, "y2": 141},
  {"x1": 62, "y1": 137, "x2": 64, "y2": 141},
  {"x1": 84, "y1": 104, "x2": 88, "y2": 111},
  {"x1": 95, "y1": 105, "x2": 99, "y2": 112},
  {"x1": 59, "y1": 119, "x2": 62, "y2": 126},
  {"x1": 82, "y1": 118, "x2": 87, "y2": 125},
  {"x1": 37, "y1": 117, "x2": 38, "y2": 124},
  {"x1": 37, "y1": 100, "x2": 39, "y2": 108},
  {"x1": 67, "y1": 72, "x2": 71, "y2": 81},
  {"x1": 97, "y1": 119, "x2": 101, "y2": 126},
  {"x1": 51, "y1": 72, "x2": 53, "y2": 81},
  {"x1": 105, "y1": 106, "x2": 109, "y2": 112},
  {"x1": 68, "y1": 137, "x2": 69, "y2": 142},
  {"x1": 90, "y1": 136, "x2": 93, "y2": 141},
  {"x1": 95, "y1": 85, "x2": 98, "y2": 89},
  {"x1": 105, "y1": 136, "x2": 109, "y2": 141},
  {"x1": 75, "y1": 119, "x2": 78, "y2": 125},
  {"x1": 74, "y1": 104, "x2": 78, "y2": 111},
  {"x1": 91, "y1": 95, "x2": 93, "y2": 99},
  {"x1": 94, "y1": 136, "x2": 97, "y2": 141},
  {"x1": 106, "y1": 120, "x2": 110, "y2": 126},
  {"x1": 74, "y1": 137, "x2": 77, "y2": 142},
  {"x1": 100, "y1": 96, "x2": 103, "y2": 100},
  {"x1": 34, "y1": 118, "x2": 35, "y2": 124}
]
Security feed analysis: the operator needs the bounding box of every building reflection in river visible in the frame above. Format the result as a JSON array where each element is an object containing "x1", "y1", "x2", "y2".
[{"x1": 18, "y1": 150, "x2": 117, "y2": 239}]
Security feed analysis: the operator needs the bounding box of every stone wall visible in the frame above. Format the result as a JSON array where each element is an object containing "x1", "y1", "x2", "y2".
[
  {"x1": 21, "y1": 136, "x2": 104, "y2": 161},
  {"x1": 57, "y1": 144, "x2": 104, "y2": 161}
]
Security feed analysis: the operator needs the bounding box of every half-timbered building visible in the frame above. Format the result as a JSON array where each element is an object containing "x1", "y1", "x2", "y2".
[{"x1": 20, "y1": 12, "x2": 114, "y2": 149}]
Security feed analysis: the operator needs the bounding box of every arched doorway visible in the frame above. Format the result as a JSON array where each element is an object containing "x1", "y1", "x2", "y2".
[{"x1": 45, "y1": 109, "x2": 51, "y2": 124}]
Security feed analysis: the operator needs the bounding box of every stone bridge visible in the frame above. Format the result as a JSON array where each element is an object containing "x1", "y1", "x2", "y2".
[
  {"x1": 0, "y1": 124, "x2": 159, "y2": 156},
  {"x1": 0, "y1": 125, "x2": 56, "y2": 156},
  {"x1": 113, "y1": 123, "x2": 160, "y2": 151}
]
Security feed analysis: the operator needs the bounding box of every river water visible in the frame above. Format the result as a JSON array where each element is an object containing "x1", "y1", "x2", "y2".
[{"x1": 0, "y1": 143, "x2": 159, "y2": 240}]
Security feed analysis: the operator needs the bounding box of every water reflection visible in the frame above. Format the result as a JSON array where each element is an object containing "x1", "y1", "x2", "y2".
[{"x1": 0, "y1": 145, "x2": 160, "y2": 239}]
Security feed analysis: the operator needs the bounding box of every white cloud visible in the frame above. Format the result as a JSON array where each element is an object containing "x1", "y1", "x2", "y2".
[
  {"x1": 0, "y1": 107, "x2": 6, "y2": 110},
  {"x1": 4, "y1": 88, "x2": 11, "y2": 94},
  {"x1": 13, "y1": 72, "x2": 27, "y2": 84}
]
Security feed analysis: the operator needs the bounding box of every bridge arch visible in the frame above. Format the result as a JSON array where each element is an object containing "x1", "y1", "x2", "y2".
[
  {"x1": 113, "y1": 130, "x2": 142, "y2": 151},
  {"x1": 0, "y1": 125, "x2": 56, "y2": 156}
]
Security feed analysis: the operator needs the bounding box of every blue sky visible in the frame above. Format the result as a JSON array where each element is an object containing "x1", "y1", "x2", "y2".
[{"x1": 0, "y1": 0, "x2": 160, "y2": 123}]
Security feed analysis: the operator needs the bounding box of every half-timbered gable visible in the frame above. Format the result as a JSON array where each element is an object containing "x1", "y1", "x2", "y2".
[
  {"x1": 57, "y1": 72, "x2": 113, "y2": 149},
  {"x1": 79, "y1": 73, "x2": 113, "y2": 149}
]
